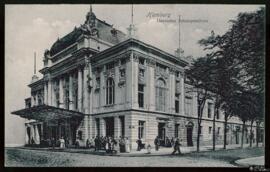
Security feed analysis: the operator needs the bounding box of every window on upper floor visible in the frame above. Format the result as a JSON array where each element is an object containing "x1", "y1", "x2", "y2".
[
  {"x1": 217, "y1": 109, "x2": 220, "y2": 119},
  {"x1": 138, "y1": 84, "x2": 144, "y2": 108},
  {"x1": 175, "y1": 94, "x2": 179, "y2": 113},
  {"x1": 208, "y1": 102, "x2": 213, "y2": 118},
  {"x1": 96, "y1": 77, "x2": 100, "y2": 88},
  {"x1": 106, "y1": 78, "x2": 115, "y2": 105},
  {"x1": 156, "y1": 78, "x2": 166, "y2": 112},
  {"x1": 184, "y1": 96, "x2": 193, "y2": 116}
]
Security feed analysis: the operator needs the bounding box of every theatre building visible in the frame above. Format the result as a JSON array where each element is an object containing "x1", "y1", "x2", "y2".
[{"x1": 12, "y1": 8, "x2": 263, "y2": 149}]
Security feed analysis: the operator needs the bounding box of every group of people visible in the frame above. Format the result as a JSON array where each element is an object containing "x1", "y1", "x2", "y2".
[
  {"x1": 154, "y1": 136, "x2": 183, "y2": 155},
  {"x1": 86, "y1": 136, "x2": 131, "y2": 154},
  {"x1": 40, "y1": 136, "x2": 68, "y2": 149}
]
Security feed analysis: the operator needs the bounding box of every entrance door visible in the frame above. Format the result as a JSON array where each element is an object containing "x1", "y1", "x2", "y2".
[
  {"x1": 158, "y1": 123, "x2": 166, "y2": 146},
  {"x1": 187, "y1": 126, "x2": 193, "y2": 146},
  {"x1": 105, "y1": 117, "x2": 114, "y2": 137}
]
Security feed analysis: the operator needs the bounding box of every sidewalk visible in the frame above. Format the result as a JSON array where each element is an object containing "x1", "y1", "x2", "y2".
[
  {"x1": 235, "y1": 156, "x2": 264, "y2": 166},
  {"x1": 118, "y1": 143, "x2": 262, "y2": 157},
  {"x1": 17, "y1": 143, "x2": 263, "y2": 157}
]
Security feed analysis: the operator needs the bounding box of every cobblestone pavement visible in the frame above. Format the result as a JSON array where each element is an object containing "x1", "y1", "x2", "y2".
[{"x1": 5, "y1": 146, "x2": 264, "y2": 167}]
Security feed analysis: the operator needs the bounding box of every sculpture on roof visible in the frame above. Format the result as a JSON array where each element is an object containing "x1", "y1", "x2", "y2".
[{"x1": 80, "y1": 5, "x2": 98, "y2": 37}]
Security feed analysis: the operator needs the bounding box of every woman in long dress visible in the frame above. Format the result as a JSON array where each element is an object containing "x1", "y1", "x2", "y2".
[
  {"x1": 125, "y1": 137, "x2": 130, "y2": 153},
  {"x1": 60, "y1": 137, "x2": 65, "y2": 149}
]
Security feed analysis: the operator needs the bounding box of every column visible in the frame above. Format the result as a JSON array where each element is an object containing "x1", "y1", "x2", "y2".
[
  {"x1": 132, "y1": 58, "x2": 139, "y2": 108},
  {"x1": 78, "y1": 68, "x2": 83, "y2": 112},
  {"x1": 59, "y1": 77, "x2": 64, "y2": 108},
  {"x1": 44, "y1": 83, "x2": 47, "y2": 105},
  {"x1": 84, "y1": 115, "x2": 89, "y2": 140},
  {"x1": 148, "y1": 65, "x2": 155, "y2": 111},
  {"x1": 25, "y1": 125, "x2": 29, "y2": 145},
  {"x1": 83, "y1": 65, "x2": 89, "y2": 114},
  {"x1": 170, "y1": 72, "x2": 175, "y2": 113},
  {"x1": 126, "y1": 53, "x2": 133, "y2": 108},
  {"x1": 114, "y1": 116, "x2": 120, "y2": 138},
  {"x1": 31, "y1": 94, "x2": 35, "y2": 107},
  {"x1": 47, "y1": 80, "x2": 52, "y2": 106},
  {"x1": 180, "y1": 74, "x2": 185, "y2": 116},
  {"x1": 69, "y1": 74, "x2": 74, "y2": 110},
  {"x1": 100, "y1": 118, "x2": 106, "y2": 137}
]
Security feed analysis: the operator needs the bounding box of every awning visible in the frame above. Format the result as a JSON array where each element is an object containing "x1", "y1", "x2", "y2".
[{"x1": 11, "y1": 105, "x2": 84, "y2": 122}]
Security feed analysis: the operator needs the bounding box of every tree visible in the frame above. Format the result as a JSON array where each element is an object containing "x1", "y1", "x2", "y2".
[
  {"x1": 186, "y1": 56, "x2": 215, "y2": 152},
  {"x1": 197, "y1": 7, "x2": 265, "y2": 149}
]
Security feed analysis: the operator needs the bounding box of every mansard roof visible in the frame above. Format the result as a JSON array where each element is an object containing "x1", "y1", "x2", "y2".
[{"x1": 49, "y1": 13, "x2": 126, "y2": 56}]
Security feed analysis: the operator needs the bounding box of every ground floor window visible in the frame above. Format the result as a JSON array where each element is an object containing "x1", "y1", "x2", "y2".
[
  {"x1": 138, "y1": 120, "x2": 145, "y2": 139},
  {"x1": 175, "y1": 124, "x2": 179, "y2": 138}
]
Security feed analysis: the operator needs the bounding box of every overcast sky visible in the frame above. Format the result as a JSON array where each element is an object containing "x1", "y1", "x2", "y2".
[{"x1": 5, "y1": 4, "x2": 263, "y2": 146}]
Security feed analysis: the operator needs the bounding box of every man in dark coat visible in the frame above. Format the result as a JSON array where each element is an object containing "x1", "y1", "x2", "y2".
[
  {"x1": 154, "y1": 136, "x2": 160, "y2": 151},
  {"x1": 171, "y1": 138, "x2": 182, "y2": 155}
]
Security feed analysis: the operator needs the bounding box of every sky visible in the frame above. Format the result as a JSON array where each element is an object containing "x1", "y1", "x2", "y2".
[{"x1": 5, "y1": 4, "x2": 263, "y2": 146}]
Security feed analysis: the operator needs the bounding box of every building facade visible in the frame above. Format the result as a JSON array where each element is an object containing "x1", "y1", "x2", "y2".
[{"x1": 12, "y1": 9, "x2": 264, "y2": 149}]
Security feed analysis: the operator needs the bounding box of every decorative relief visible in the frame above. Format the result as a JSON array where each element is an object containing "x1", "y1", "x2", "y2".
[
  {"x1": 118, "y1": 68, "x2": 126, "y2": 87},
  {"x1": 146, "y1": 59, "x2": 156, "y2": 67},
  {"x1": 103, "y1": 69, "x2": 115, "y2": 78}
]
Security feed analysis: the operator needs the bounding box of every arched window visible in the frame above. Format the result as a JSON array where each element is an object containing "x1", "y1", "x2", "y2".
[
  {"x1": 106, "y1": 78, "x2": 115, "y2": 105},
  {"x1": 156, "y1": 78, "x2": 166, "y2": 111}
]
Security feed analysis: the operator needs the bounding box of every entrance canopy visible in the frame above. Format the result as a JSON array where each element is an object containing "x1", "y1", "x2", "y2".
[{"x1": 11, "y1": 105, "x2": 84, "y2": 122}]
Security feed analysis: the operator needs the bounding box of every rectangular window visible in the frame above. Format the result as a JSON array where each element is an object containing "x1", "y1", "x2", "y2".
[
  {"x1": 138, "y1": 121, "x2": 145, "y2": 139},
  {"x1": 96, "y1": 77, "x2": 100, "y2": 88},
  {"x1": 217, "y1": 127, "x2": 221, "y2": 135},
  {"x1": 138, "y1": 84, "x2": 144, "y2": 108},
  {"x1": 175, "y1": 98, "x2": 179, "y2": 113},
  {"x1": 96, "y1": 118, "x2": 100, "y2": 137},
  {"x1": 184, "y1": 96, "x2": 193, "y2": 116},
  {"x1": 175, "y1": 124, "x2": 179, "y2": 138},
  {"x1": 217, "y1": 109, "x2": 220, "y2": 119},
  {"x1": 208, "y1": 103, "x2": 213, "y2": 118},
  {"x1": 209, "y1": 126, "x2": 212, "y2": 134}
]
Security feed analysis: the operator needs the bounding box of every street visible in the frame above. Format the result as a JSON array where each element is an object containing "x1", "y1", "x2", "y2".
[{"x1": 5, "y1": 147, "x2": 264, "y2": 167}]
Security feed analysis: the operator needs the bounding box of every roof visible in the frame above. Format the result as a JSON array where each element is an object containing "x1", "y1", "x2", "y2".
[
  {"x1": 49, "y1": 12, "x2": 126, "y2": 56},
  {"x1": 11, "y1": 105, "x2": 84, "y2": 121},
  {"x1": 92, "y1": 38, "x2": 189, "y2": 67}
]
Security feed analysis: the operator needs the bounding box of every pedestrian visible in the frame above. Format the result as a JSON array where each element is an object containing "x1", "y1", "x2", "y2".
[
  {"x1": 60, "y1": 136, "x2": 65, "y2": 149},
  {"x1": 86, "y1": 138, "x2": 90, "y2": 148},
  {"x1": 136, "y1": 138, "x2": 142, "y2": 151},
  {"x1": 171, "y1": 138, "x2": 182, "y2": 155},
  {"x1": 171, "y1": 137, "x2": 175, "y2": 147},
  {"x1": 154, "y1": 136, "x2": 160, "y2": 151},
  {"x1": 125, "y1": 137, "x2": 130, "y2": 153},
  {"x1": 147, "y1": 144, "x2": 152, "y2": 154},
  {"x1": 65, "y1": 137, "x2": 69, "y2": 148},
  {"x1": 51, "y1": 137, "x2": 56, "y2": 150}
]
